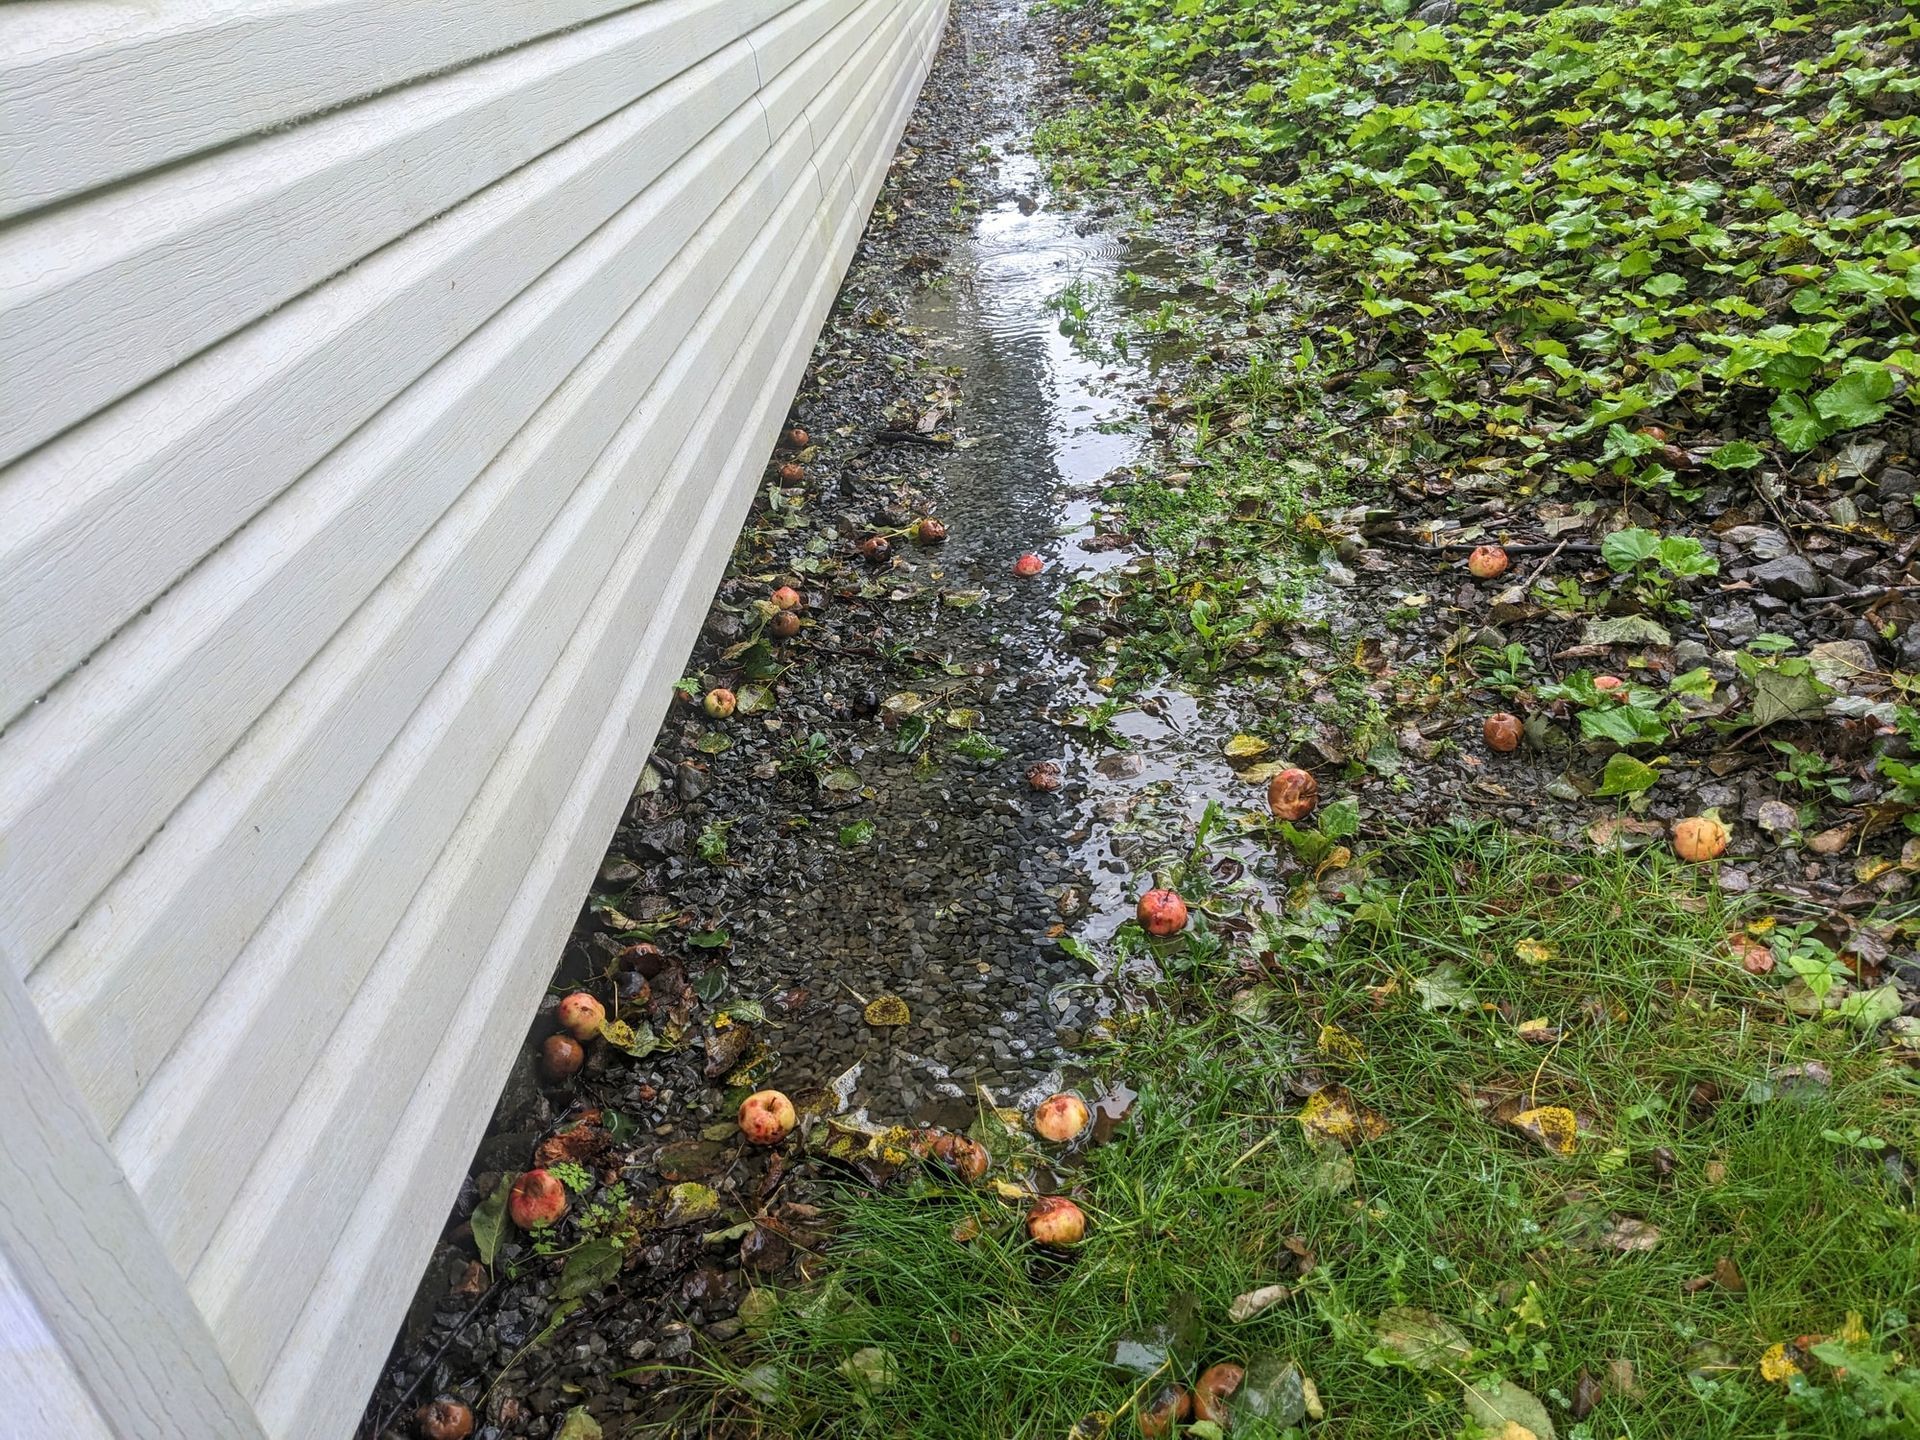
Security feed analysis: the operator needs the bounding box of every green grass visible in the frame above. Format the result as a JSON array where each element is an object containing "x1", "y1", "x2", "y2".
[{"x1": 704, "y1": 828, "x2": 1918, "y2": 1438}]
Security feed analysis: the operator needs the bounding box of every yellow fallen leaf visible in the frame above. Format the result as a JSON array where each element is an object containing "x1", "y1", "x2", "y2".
[
  {"x1": 1298, "y1": 1086, "x2": 1390, "y2": 1147},
  {"x1": 1514, "y1": 938, "x2": 1557, "y2": 966},
  {"x1": 1224, "y1": 733, "x2": 1272, "y2": 760},
  {"x1": 1760, "y1": 1342, "x2": 1801, "y2": 1384},
  {"x1": 1510, "y1": 1105, "x2": 1579, "y2": 1156},
  {"x1": 1840, "y1": 1311, "x2": 1870, "y2": 1347},
  {"x1": 863, "y1": 994, "x2": 910, "y2": 1026},
  {"x1": 1318, "y1": 1023, "x2": 1367, "y2": 1063},
  {"x1": 1494, "y1": 1424, "x2": 1540, "y2": 1440}
]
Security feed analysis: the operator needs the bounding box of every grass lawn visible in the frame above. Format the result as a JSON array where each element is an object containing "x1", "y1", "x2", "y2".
[{"x1": 714, "y1": 827, "x2": 1919, "y2": 1438}]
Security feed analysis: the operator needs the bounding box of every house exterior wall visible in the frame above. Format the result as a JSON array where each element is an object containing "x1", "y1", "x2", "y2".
[{"x1": 0, "y1": 2, "x2": 944, "y2": 1432}]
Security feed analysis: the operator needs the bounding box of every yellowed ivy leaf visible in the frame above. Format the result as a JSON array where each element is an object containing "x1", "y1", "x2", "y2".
[
  {"x1": 1510, "y1": 1105, "x2": 1579, "y2": 1156},
  {"x1": 1514, "y1": 938, "x2": 1557, "y2": 966},
  {"x1": 1297, "y1": 1086, "x2": 1389, "y2": 1148},
  {"x1": 1317, "y1": 1022, "x2": 1367, "y2": 1063},
  {"x1": 1760, "y1": 1342, "x2": 1801, "y2": 1384}
]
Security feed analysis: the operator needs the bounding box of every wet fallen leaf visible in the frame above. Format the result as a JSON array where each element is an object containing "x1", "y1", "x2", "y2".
[
  {"x1": 660, "y1": 1183, "x2": 720, "y2": 1227},
  {"x1": 838, "y1": 1346, "x2": 896, "y2": 1394},
  {"x1": 554, "y1": 1407, "x2": 603, "y2": 1440},
  {"x1": 1509, "y1": 1105, "x2": 1579, "y2": 1156},
  {"x1": 1601, "y1": 1216, "x2": 1661, "y2": 1253},
  {"x1": 1372, "y1": 1307, "x2": 1471, "y2": 1371},
  {"x1": 1296, "y1": 1086, "x2": 1389, "y2": 1147},
  {"x1": 1514, "y1": 938, "x2": 1557, "y2": 966},
  {"x1": 1516, "y1": 1017, "x2": 1560, "y2": 1044},
  {"x1": 1462, "y1": 1376, "x2": 1556, "y2": 1439},
  {"x1": 470, "y1": 1172, "x2": 514, "y2": 1270},
  {"x1": 1237, "y1": 1356, "x2": 1307, "y2": 1427},
  {"x1": 1317, "y1": 1022, "x2": 1366, "y2": 1062},
  {"x1": 863, "y1": 994, "x2": 910, "y2": 1027},
  {"x1": 1760, "y1": 1342, "x2": 1802, "y2": 1384},
  {"x1": 1227, "y1": 1283, "x2": 1293, "y2": 1323},
  {"x1": 1224, "y1": 733, "x2": 1272, "y2": 760},
  {"x1": 1684, "y1": 1256, "x2": 1745, "y2": 1293},
  {"x1": 1413, "y1": 963, "x2": 1477, "y2": 1010}
]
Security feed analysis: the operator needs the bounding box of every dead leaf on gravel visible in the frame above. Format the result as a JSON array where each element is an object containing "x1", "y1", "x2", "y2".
[{"x1": 863, "y1": 994, "x2": 910, "y2": 1027}]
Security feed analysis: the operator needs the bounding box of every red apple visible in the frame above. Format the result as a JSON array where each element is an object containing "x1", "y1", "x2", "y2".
[
  {"x1": 556, "y1": 992, "x2": 605, "y2": 1042},
  {"x1": 1012, "y1": 553, "x2": 1045, "y2": 577},
  {"x1": 770, "y1": 585, "x2": 803, "y2": 611},
  {"x1": 540, "y1": 1034, "x2": 584, "y2": 1081},
  {"x1": 704, "y1": 687, "x2": 736, "y2": 719},
  {"x1": 738, "y1": 1089, "x2": 797, "y2": 1146},
  {"x1": 1467, "y1": 544, "x2": 1509, "y2": 580},
  {"x1": 1594, "y1": 674, "x2": 1625, "y2": 692},
  {"x1": 1266, "y1": 767, "x2": 1318, "y2": 821},
  {"x1": 861, "y1": 536, "x2": 892, "y2": 564},
  {"x1": 785, "y1": 427, "x2": 810, "y2": 448},
  {"x1": 1483, "y1": 712, "x2": 1523, "y2": 752},
  {"x1": 1026, "y1": 1194, "x2": 1086, "y2": 1247},
  {"x1": 1136, "y1": 888, "x2": 1188, "y2": 936},
  {"x1": 508, "y1": 1169, "x2": 568, "y2": 1229},
  {"x1": 417, "y1": 1397, "x2": 474, "y2": 1440},
  {"x1": 1033, "y1": 1093, "x2": 1090, "y2": 1144},
  {"x1": 778, "y1": 461, "x2": 805, "y2": 483},
  {"x1": 770, "y1": 610, "x2": 801, "y2": 638}
]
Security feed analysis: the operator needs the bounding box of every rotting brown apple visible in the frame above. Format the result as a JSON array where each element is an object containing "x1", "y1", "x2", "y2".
[
  {"x1": 1137, "y1": 1384, "x2": 1191, "y2": 1438},
  {"x1": 1467, "y1": 544, "x2": 1510, "y2": 579},
  {"x1": 785, "y1": 426, "x2": 809, "y2": 448},
  {"x1": 508, "y1": 1169, "x2": 568, "y2": 1230},
  {"x1": 1027, "y1": 760, "x2": 1063, "y2": 792},
  {"x1": 540, "y1": 1034, "x2": 584, "y2": 1081},
  {"x1": 1483, "y1": 712, "x2": 1524, "y2": 752},
  {"x1": 1026, "y1": 1194, "x2": 1086, "y2": 1247},
  {"x1": 1266, "y1": 766, "x2": 1318, "y2": 821},
  {"x1": 556, "y1": 992, "x2": 605, "y2": 1042},
  {"x1": 1136, "y1": 887, "x2": 1188, "y2": 936},
  {"x1": 929, "y1": 1132, "x2": 990, "y2": 1183},
  {"x1": 770, "y1": 610, "x2": 802, "y2": 639},
  {"x1": 778, "y1": 461, "x2": 805, "y2": 483},
  {"x1": 861, "y1": 536, "x2": 892, "y2": 564},
  {"x1": 915, "y1": 517, "x2": 949, "y2": 544},
  {"x1": 417, "y1": 1397, "x2": 474, "y2": 1440},
  {"x1": 1032, "y1": 1093, "x2": 1091, "y2": 1144},
  {"x1": 738, "y1": 1089, "x2": 797, "y2": 1146},
  {"x1": 1193, "y1": 1363, "x2": 1245, "y2": 1424}
]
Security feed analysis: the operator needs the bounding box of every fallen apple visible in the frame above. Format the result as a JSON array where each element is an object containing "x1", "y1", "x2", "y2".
[
  {"x1": 1137, "y1": 1384, "x2": 1191, "y2": 1438},
  {"x1": 1484, "y1": 712, "x2": 1523, "y2": 752},
  {"x1": 915, "y1": 517, "x2": 948, "y2": 544},
  {"x1": 738, "y1": 1089, "x2": 797, "y2": 1146},
  {"x1": 556, "y1": 992, "x2": 605, "y2": 1042},
  {"x1": 1032, "y1": 1093, "x2": 1090, "y2": 1144},
  {"x1": 1136, "y1": 887, "x2": 1188, "y2": 936},
  {"x1": 1027, "y1": 760, "x2": 1063, "y2": 792},
  {"x1": 1266, "y1": 766, "x2": 1318, "y2": 821},
  {"x1": 770, "y1": 585, "x2": 803, "y2": 611},
  {"x1": 1467, "y1": 544, "x2": 1510, "y2": 580},
  {"x1": 1594, "y1": 674, "x2": 1625, "y2": 692},
  {"x1": 769, "y1": 610, "x2": 802, "y2": 639},
  {"x1": 778, "y1": 461, "x2": 804, "y2": 483},
  {"x1": 1012, "y1": 552, "x2": 1045, "y2": 577},
  {"x1": 540, "y1": 1034, "x2": 584, "y2": 1081},
  {"x1": 785, "y1": 426, "x2": 809, "y2": 448},
  {"x1": 861, "y1": 536, "x2": 892, "y2": 564},
  {"x1": 1026, "y1": 1194, "x2": 1086, "y2": 1247},
  {"x1": 1193, "y1": 1363, "x2": 1245, "y2": 1425},
  {"x1": 1673, "y1": 814, "x2": 1730, "y2": 862},
  {"x1": 929, "y1": 1132, "x2": 990, "y2": 1183},
  {"x1": 417, "y1": 1397, "x2": 474, "y2": 1440},
  {"x1": 508, "y1": 1169, "x2": 568, "y2": 1229},
  {"x1": 703, "y1": 687, "x2": 736, "y2": 719}
]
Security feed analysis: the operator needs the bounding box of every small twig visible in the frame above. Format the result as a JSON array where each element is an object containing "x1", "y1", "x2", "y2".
[{"x1": 875, "y1": 428, "x2": 954, "y2": 447}]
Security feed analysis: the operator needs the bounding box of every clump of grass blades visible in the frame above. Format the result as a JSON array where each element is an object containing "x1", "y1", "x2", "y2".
[{"x1": 712, "y1": 828, "x2": 1917, "y2": 1439}]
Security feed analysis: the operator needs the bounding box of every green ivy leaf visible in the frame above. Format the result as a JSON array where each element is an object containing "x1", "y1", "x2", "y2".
[
  {"x1": 471, "y1": 1172, "x2": 515, "y2": 1271},
  {"x1": 1595, "y1": 752, "x2": 1662, "y2": 796},
  {"x1": 1812, "y1": 366, "x2": 1895, "y2": 430},
  {"x1": 1704, "y1": 440, "x2": 1763, "y2": 470},
  {"x1": 1769, "y1": 391, "x2": 1835, "y2": 452}
]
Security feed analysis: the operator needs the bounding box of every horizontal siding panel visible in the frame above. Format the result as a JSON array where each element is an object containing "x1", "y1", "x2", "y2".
[
  {"x1": 116, "y1": 123, "x2": 824, "y2": 1280},
  {"x1": 0, "y1": 36, "x2": 764, "y2": 726},
  {"x1": 30, "y1": 89, "x2": 778, "y2": 1133},
  {"x1": 0, "y1": 0, "x2": 793, "y2": 465},
  {"x1": 187, "y1": 126, "x2": 839, "y2": 1395},
  {"x1": 0, "y1": 1, "x2": 722, "y2": 222}
]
